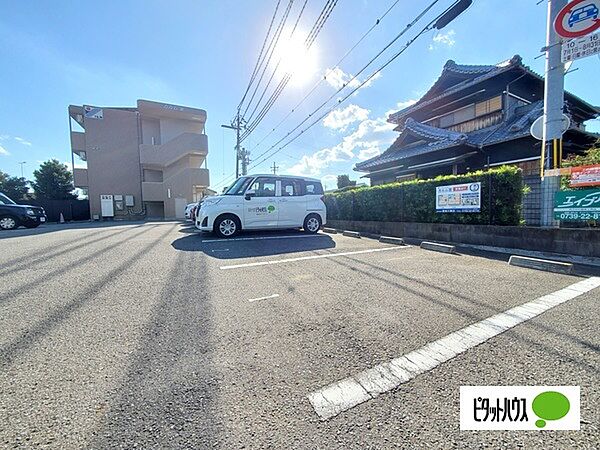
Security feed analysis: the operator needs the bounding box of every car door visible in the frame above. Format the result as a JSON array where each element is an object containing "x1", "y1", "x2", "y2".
[
  {"x1": 277, "y1": 178, "x2": 306, "y2": 227},
  {"x1": 243, "y1": 176, "x2": 279, "y2": 229}
]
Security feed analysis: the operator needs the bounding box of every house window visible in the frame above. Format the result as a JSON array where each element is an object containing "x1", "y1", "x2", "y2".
[{"x1": 428, "y1": 95, "x2": 503, "y2": 130}]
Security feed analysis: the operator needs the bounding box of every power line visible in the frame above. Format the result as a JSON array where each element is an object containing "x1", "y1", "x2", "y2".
[
  {"x1": 240, "y1": 0, "x2": 338, "y2": 142},
  {"x1": 237, "y1": 0, "x2": 283, "y2": 112},
  {"x1": 243, "y1": 0, "x2": 310, "y2": 126},
  {"x1": 241, "y1": 0, "x2": 295, "y2": 120},
  {"x1": 244, "y1": 0, "x2": 405, "y2": 153},
  {"x1": 213, "y1": 0, "x2": 469, "y2": 189},
  {"x1": 248, "y1": 0, "x2": 443, "y2": 168},
  {"x1": 248, "y1": 0, "x2": 467, "y2": 170}
]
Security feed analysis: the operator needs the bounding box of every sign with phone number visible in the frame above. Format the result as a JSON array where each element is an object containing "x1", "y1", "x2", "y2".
[{"x1": 554, "y1": 189, "x2": 600, "y2": 220}]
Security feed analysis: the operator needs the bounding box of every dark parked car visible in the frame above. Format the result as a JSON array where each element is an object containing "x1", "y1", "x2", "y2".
[{"x1": 0, "y1": 193, "x2": 47, "y2": 230}]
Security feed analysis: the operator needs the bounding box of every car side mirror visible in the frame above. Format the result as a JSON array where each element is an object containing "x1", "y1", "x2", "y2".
[{"x1": 245, "y1": 189, "x2": 256, "y2": 201}]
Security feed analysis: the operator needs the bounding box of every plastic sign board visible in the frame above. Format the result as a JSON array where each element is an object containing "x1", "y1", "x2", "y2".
[
  {"x1": 554, "y1": 188, "x2": 600, "y2": 220},
  {"x1": 562, "y1": 31, "x2": 600, "y2": 62},
  {"x1": 555, "y1": 0, "x2": 600, "y2": 39},
  {"x1": 570, "y1": 164, "x2": 600, "y2": 187},
  {"x1": 84, "y1": 105, "x2": 103, "y2": 119},
  {"x1": 436, "y1": 182, "x2": 481, "y2": 213}
]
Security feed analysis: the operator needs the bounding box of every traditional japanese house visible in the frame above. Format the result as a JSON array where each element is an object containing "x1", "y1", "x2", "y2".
[{"x1": 354, "y1": 55, "x2": 599, "y2": 225}]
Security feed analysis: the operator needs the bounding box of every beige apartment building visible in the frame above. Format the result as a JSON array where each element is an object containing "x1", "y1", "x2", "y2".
[{"x1": 69, "y1": 99, "x2": 210, "y2": 219}]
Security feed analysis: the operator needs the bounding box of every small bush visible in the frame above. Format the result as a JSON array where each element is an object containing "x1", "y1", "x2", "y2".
[{"x1": 324, "y1": 166, "x2": 523, "y2": 226}]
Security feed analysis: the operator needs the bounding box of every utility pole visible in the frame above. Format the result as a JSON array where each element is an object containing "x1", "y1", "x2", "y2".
[
  {"x1": 18, "y1": 161, "x2": 26, "y2": 178},
  {"x1": 240, "y1": 147, "x2": 250, "y2": 176},
  {"x1": 270, "y1": 162, "x2": 279, "y2": 175},
  {"x1": 540, "y1": 0, "x2": 566, "y2": 227},
  {"x1": 221, "y1": 111, "x2": 245, "y2": 179}
]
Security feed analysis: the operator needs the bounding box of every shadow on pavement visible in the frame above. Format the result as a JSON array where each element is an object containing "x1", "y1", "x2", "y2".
[
  {"x1": 0, "y1": 221, "x2": 149, "y2": 239},
  {"x1": 91, "y1": 251, "x2": 222, "y2": 448},
  {"x1": 171, "y1": 229, "x2": 336, "y2": 259}
]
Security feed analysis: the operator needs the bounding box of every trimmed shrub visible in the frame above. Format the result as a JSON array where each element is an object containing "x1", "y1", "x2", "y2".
[{"x1": 324, "y1": 166, "x2": 523, "y2": 226}]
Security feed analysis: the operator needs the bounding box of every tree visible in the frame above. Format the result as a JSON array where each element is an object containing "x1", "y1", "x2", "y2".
[
  {"x1": 31, "y1": 159, "x2": 76, "y2": 200},
  {"x1": 0, "y1": 171, "x2": 30, "y2": 201},
  {"x1": 337, "y1": 174, "x2": 357, "y2": 189},
  {"x1": 560, "y1": 144, "x2": 600, "y2": 190}
]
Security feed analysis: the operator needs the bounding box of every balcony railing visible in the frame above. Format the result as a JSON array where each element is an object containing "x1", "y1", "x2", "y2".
[{"x1": 140, "y1": 132, "x2": 208, "y2": 167}]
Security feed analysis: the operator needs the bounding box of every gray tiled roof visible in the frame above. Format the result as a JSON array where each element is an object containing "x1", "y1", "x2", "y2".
[
  {"x1": 388, "y1": 56, "x2": 523, "y2": 124},
  {"x1": 355, "y1": 101, "x2": 546, "y2": 171},
  {"x1": 388, "y1": 55, "x2": 598, "y2": 124}
]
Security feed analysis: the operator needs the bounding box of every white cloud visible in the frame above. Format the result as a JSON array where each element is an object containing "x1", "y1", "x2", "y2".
[
  {"x1": 429, "y1": 30, "x2": 456, "y2": 50},
  {"x1": 385, "y1": 99, "x2": 418, "y2": 118},
  {"x1": 320, "y1": 174, "x2": 338, "y2": 191},
  {"x1": 323, "y1": 104, "x2": 370, "y2": 131},
  {"x1": 324, "y1": 68, "x2": 382, "y2": 91},
  {"x1": 358, "y1": 147, "x2": 381, "y2": 161},
  {"x1": 0, "y1": 135, "x2": 9, "y2": 141},
  {"x1": 396, "y1": 99, "x2": 418, "y2": 109},
  {"x1": 14, "y1": 137, "x2": 32, "y2": 146},
  {"x1": 0, "y1": 145, "x2": 10, "y2": 156},
  {"x1": 287, "y1": 108, "x2": 397, "y2": 177}
]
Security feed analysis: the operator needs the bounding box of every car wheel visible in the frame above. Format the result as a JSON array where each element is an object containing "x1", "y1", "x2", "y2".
[
  {"x1": 303, "y1": 214, "x2": 321, "y2": 234},
  {"x1": 0, "y1": 215, "x2": 19, "y2": 230},
  {"x1": 215, "y1": 215, "x2": 240, "y2": 238}
]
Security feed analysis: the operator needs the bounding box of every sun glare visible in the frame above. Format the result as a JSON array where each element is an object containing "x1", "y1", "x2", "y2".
[{"x1": 275, "y1": 34, "x2": 318, "y2": 86}]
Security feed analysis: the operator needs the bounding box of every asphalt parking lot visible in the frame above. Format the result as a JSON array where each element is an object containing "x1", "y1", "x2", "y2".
[{"x1": 1, "y1": 221, "x2": 599, "y2": 449}]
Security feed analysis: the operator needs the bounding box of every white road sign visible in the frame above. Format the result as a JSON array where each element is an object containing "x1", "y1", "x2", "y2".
[{"x1": 562, "y1": 31, "x2": 600, "y2": 62}]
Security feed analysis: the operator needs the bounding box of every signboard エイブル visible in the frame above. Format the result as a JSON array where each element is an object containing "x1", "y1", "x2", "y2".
[
  {"x1": 554, "y1": 189, "x2": 600, "y2": 221},
  {"x1": 436, "y1": 182, "x2": 481, "y2": 213},
  {"x1": 570, "y1": 164, "x2": 600, "y2": 188}
]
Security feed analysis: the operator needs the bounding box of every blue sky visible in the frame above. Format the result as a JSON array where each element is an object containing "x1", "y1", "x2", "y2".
[{"x1": 0, "y1": 0, "x2": 598, "y2": 191}]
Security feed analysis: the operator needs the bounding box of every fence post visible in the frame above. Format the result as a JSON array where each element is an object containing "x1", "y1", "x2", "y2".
[{"x1": 488, "y1": 173, "x2": 493, "y2": 225}]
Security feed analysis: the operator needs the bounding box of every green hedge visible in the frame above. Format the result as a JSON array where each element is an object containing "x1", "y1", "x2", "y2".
[{"x1": 324, "y1": 166, "x2": 523, "y2": 226}]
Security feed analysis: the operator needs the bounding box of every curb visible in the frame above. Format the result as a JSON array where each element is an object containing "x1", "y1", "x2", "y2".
[
  {"x1": 379, "y1": 236, "x2": 405, "y2": 246},
  {"x1": 420, "y1": 241, "x2": 456, "y2": 254},
  {"x1": 508, "y1": 255, "x2": 574, "y2": 275},
  {"x1": 342, "y1": 230, "x2": 361, "y2": 238},
  {"x1": 323, "y1": 227, "x2": 338, "y2": 234}
]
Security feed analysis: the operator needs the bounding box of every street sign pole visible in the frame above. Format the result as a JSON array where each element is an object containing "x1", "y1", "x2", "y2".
[{"x1": 541, "y1": 0, "x2": 567, "y2": 228}]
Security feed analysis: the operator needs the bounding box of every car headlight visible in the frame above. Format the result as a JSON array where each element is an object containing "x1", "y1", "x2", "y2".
[
  {"x1": 26, "y1": 208, "x2": 35, "y2": 216},
  {"x1": 202, "y1": 198, "x2": 222, "y2": 208}
]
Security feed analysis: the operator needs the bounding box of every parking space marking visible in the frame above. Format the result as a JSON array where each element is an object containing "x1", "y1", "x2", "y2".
[
  {"x1": 307, "y1": 276, "x2": 600, "y2": 420},
  {"x1": 219, "y1": 246, "x2": 409, "y2": 270},
  {"x1": 248, "y1": 294, "x2": 280, "y2": 303},
  {"x1": 202, "y1": 234, "x2": 327, "y2": 243}
]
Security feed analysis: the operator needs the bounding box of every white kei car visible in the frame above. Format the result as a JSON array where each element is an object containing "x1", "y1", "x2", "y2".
[{"x1": 196, "y1": 175, "x2": 327, "y2": 238}]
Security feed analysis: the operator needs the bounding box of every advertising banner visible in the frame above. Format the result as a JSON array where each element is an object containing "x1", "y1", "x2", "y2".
[
  {"x1": 436, "y1": 182, "x2": 481, "y2": 213},
  {"x1": 570, "y1": 164, "x2": 600, "y2": 188},
  {"x1": 554, "y1": 188, "x2": 600, "y2": 220}
]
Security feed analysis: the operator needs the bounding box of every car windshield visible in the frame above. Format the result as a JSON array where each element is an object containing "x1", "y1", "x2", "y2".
[
  {"x1": 0, "y1": 193, "x2": 16, "y2": 205},
  {"x1": 224, "y1": 177, "x2": 253, "y2": 195}
]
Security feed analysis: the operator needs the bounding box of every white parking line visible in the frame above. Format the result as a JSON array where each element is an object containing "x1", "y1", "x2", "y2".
[
  {"x1": 219, "y1": 246, "x2": 408, "y2": 270},
  {"x1": 307, "y1": 277, "x2": 600, "y2": 420},
  {"x1": 202, "y1": 234, "x2": 327, "y2": 243},
  {"x1": 248, "y1": 294, "x2": 280, "y2": 303}
]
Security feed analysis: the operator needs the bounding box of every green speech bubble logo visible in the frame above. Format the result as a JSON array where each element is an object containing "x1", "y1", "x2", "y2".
[
  {"x1": 267, "y1": 205, "x2": 275, "y2": 213},
  {"x1": 532, "y1": 391, "x2": 570, "y2": 428}
]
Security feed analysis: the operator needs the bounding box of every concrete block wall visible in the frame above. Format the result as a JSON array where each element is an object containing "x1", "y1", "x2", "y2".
[{"x1": 328, "y1": 220, "x2": 600, "y2": 258}]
